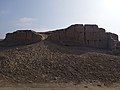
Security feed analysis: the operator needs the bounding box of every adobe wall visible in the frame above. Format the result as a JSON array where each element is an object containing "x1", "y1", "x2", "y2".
[
  {"x1": 85, "y1": 25, "x2": 105, "y2": 48},
  {"x1": 47, "y1": 24, "x2": 85, "y2": 46},
  {"x1": 117, "y1": 42, "x2": 120, "y2": 50},
  {"x1": 1, "y1": 30, "x2": 42, "y2": 46},
  {"x1": 47, "y1": 24, "x2": 119, "y2": 50},
  {"x1": 0, "y1": 24, "x2": 119, "y2": 50}
]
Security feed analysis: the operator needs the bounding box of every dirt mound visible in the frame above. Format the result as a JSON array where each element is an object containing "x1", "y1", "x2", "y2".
[{"x1": 0, "y1": 41, "x2": 120, "y2": 85}]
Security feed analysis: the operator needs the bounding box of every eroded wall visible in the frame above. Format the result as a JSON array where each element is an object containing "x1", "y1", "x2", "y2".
[
  {"x1": 47, "y1": 24, "x2": 119, "y2": 50},
  {"x1": 1, "y1": 30, "x2": 42, "y2": 46}
]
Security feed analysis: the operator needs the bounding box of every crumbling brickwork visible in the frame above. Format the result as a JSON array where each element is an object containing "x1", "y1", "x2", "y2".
[
  {"x1": 1, "y1": 30, "x2": 42, "y2": 46},
  {"x1": 0, "y1": 24, "x2": 120, "y2": 51},
  {"x1": 47, "y1": 24, "x2": 119, "y2": 50}
]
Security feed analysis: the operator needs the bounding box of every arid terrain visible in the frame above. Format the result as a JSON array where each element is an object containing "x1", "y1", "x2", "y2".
[
  {"x1": 0, "y1": 24, "x2": 120, "y2": 90},
  {"x1": 0, "y1": 40, "x2": 120, "y2": 90}
]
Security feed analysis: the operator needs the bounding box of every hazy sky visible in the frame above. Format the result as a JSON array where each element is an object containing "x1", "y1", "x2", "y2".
[{"x1": 0, "y1": 0, "x2": 120, "y2": 39}]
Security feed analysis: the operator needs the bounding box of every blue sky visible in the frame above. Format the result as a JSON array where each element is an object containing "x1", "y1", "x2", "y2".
[{"x1": 0, "y1": 0, "x2": 120, "y2": 39}]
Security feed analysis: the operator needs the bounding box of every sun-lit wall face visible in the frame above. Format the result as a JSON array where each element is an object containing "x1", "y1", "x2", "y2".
[{"x1": 104, "y1": 0, "x2": 120, "y2": 12}]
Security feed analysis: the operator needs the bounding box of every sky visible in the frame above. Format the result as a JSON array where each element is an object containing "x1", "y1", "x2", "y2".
[{"x1": 0, "y1": 0, "x2": 120, "y2": 39}]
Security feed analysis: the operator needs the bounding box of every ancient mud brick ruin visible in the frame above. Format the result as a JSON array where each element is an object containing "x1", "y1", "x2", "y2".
[
  {"x1": 47, "y1": 24, "x2": 119, "y2": 50},
  {"x1": 0, "y1": 30, "x2": 42, "y2": 46},
  {"x1": 0, "y1": 24, "x2": 120, "y2": 51}
]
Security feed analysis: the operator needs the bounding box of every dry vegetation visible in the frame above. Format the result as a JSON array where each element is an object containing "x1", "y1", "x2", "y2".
[{"x1": 0, "y1": 41, "x2": 120, "y2": 87}]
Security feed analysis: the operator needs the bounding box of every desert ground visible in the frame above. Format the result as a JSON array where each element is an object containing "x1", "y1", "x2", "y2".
[
  {"x1": 0, "y1": 28, "x2": 120, "y2": 90},
  {"x1": 0, "y1": 83, "x2": 120, "y2": 90}
]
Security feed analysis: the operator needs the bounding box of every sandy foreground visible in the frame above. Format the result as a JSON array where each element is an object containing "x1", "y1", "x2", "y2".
[
  {"x1": 0, "y1": 83, "x2": 120, "y2": 90},
  {"x1": 0, "y1": 87, "x2": 120, "y2": 90}
]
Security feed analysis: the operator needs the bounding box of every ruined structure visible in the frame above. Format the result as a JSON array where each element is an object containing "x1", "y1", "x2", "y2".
[
  {"x1": 0, "y1": 30, "x2": 42, "y2": 46},
  {"x1": 47, "y1": 24, "x2": 119, "y2": 50},
  {"x1": 0, "y1": 24, "x2": 120, "y2": 51}
]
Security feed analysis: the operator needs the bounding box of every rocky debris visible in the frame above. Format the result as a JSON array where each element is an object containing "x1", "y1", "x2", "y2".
[
  {"x1": 0, "y1": 30, "x2": 42, "y2": 46},
  {"x1": 0, "y1": 41, "x2": 120, "y2": 85}
]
